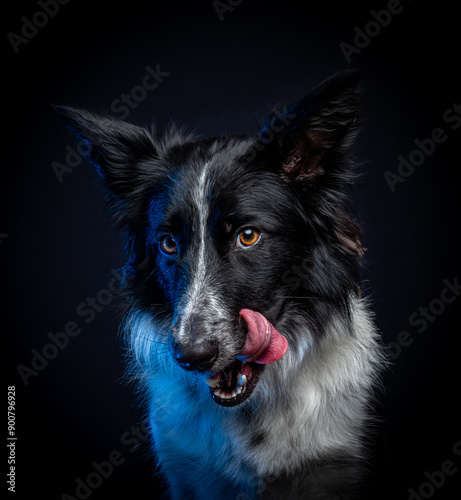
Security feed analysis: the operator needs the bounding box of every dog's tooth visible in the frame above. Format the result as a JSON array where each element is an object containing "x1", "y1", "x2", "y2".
[
  {"x1": 237, "y1": 374, "x2": 247, "y2": 388},
  {"x1": 205, "y1": 373, "x2": 222, "y2": 388},
  {"x1": 215, "y1": 388, "x2": 235, "y2": 400},
  {"x1": 233, "y1": 385, "x2": 245, "y2": 398}
]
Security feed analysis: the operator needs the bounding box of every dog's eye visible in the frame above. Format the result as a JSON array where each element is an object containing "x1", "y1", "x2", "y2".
[
  {"x1": 237, "y1": 228, "x2": 260, "y2": 248},
  {"x1": 160, "y1": 235, "x2": 178, "y2": 255}
]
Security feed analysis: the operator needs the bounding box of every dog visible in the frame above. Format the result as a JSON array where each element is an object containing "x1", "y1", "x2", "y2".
[{"x1": 56, "y1": 70, "x2": 385, "y2": 499}]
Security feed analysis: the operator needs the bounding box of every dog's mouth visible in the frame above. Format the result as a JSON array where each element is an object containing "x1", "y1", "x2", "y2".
[
  {"x1": 205, "y1": 309, "x2": 288, "y2": 407},
  {"x1": 205, "y1": 360, "x2": 263, "y2": 407}
]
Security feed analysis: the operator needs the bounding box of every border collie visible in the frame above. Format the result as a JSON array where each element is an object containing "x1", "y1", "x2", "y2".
[{"x1": 56, "y1": 70, "x2": 385, "y2": 499}]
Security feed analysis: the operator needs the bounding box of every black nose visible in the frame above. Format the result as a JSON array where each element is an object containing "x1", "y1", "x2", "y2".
[{"x1": 172, "y1": 339, "x2": 219, "y2": 372}]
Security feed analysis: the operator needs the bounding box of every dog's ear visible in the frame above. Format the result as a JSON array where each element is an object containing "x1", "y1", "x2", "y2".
[
  {"x1": 259, "y1": 70, "x2": 360, "y2": 184},
  {"x1": 53, "y1": 105, "x2": 176, "y2": 235},
  {"x1": 53, "y1": 105, "x2": 158, "y2": 194},
  {"x1": 259, "y1": 71, "x2": 364, "y2": 258}
]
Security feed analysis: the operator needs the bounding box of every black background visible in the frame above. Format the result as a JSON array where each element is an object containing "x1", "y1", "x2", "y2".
[{"x1": 3, "y1": 0, "x2": 460, "y2": 498}]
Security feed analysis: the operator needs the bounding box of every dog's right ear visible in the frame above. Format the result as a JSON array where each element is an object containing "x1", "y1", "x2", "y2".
[
  {"x1": 53, "y1": 105, "x2": 159, "y2": 196},
  {"x1": 53, "y1": 105, "x2": 181, "y2": 233}
]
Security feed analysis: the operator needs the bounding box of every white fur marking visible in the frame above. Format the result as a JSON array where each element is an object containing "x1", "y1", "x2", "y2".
[{"x1": 177, "y1": 162, "x2": 217, "y2": 340}]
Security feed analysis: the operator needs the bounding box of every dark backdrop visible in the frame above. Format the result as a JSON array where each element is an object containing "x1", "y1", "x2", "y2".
[{"x1": 3, "y1": 1, "x2": 460, "y2": 498}]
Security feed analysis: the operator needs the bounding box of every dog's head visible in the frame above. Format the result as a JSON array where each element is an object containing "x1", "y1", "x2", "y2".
[{"x1": 56, "y1": 71, "x2": 363, "y2": 407}]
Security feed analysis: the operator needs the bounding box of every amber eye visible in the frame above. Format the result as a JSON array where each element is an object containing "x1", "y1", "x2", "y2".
[
  {"x1": 237, "y1": 228, "x2": 260, "y2": 248},
  {"x1": 160, "y1": 235, "x2": 178, "y2": 255}
]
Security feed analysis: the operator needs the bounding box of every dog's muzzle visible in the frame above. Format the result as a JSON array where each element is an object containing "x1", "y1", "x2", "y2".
[{"x1": 172, "y1": 309, "x2": 288, "y2": 407}]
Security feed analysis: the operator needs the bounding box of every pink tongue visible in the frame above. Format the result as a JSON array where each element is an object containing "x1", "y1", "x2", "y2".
[{"x1": 237, "y1": 309, "x2": 288, "y2": 364}]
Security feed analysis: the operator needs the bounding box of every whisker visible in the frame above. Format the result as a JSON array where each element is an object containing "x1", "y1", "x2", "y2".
[
  {"x1": 141, "y1": 268, "x2": 157, "y2": 286},
  {"x1": 279, "y1": 296, "x2": 323, "y2": 299},
  {"x1": 131, "y1": 334, "x2": 168, "y2": 345}
]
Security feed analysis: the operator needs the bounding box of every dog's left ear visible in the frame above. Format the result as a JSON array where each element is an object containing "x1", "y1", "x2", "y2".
[{"x1": 259, "y1": 70, "x2": 360, "y2": 184}]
